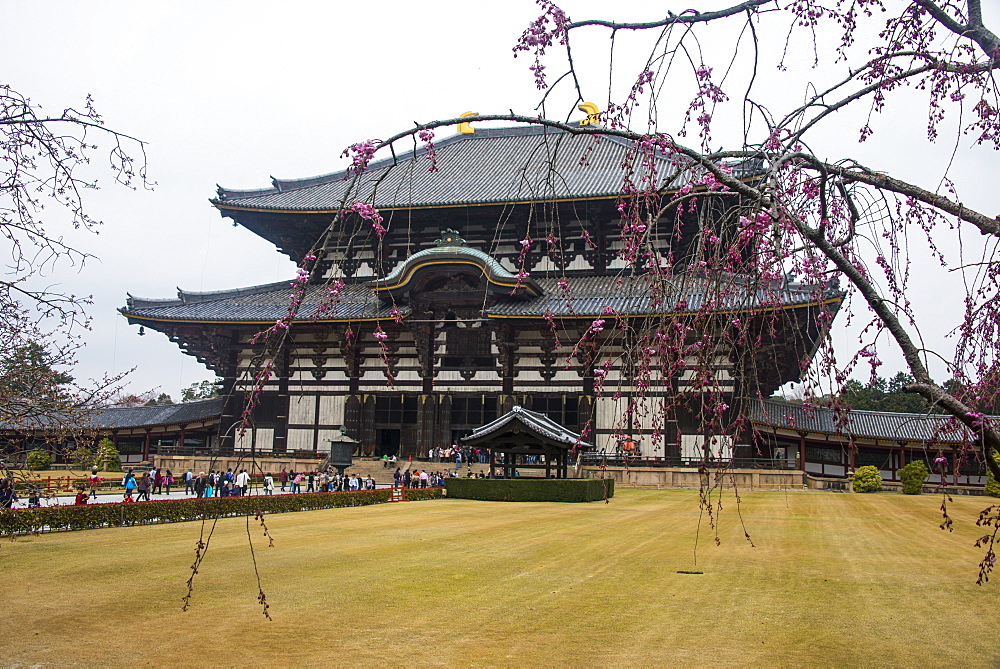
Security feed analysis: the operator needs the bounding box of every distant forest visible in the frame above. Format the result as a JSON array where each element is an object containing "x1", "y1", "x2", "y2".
[{"x1": 775, "y1": 372, "x2": 975, "y2": 415}]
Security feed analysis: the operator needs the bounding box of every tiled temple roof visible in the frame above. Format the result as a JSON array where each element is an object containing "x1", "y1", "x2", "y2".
[
  {"x1": 489, "y1": 275, "x2": 839, "y2": 318},
  {"x1": 122, "y1": 273, "x2": 839, "y2": 324},
  {"x1": 462, "y1": 405, "x2": 593, "y2": 449},
  {"x1": 2, "y1": 398, "x2": 224, "y2": 433},
  {"x1": 122, "y1": 282, "x2": 410, "y2": 323},
  {"x1": 88, "y1": 398, "x2": 224, "y2": 429},
  {"x1": 212, "y1": 124, "x2": 764, "y2": 212},
  {"x1": 749, "y1": 399, "x2": 981, "y2": 444}
]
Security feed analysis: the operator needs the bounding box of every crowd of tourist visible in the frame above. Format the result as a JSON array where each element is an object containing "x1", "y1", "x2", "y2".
[{"x1": 0, "y1": 455, "x2": 485, "y2": 509}]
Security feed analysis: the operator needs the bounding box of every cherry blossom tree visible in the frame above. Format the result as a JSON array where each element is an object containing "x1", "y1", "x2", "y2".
[
  {"x1": 224, "y1": 0, "x2": 1000, "y2": 596},
  {"x1": 1, "y1": 84, "x2": 145, "y2": 449}
]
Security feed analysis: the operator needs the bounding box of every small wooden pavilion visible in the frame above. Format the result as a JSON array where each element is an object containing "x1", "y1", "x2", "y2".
[{"x1": 462, "y1": 406, "x2": 593, "y2": 479}]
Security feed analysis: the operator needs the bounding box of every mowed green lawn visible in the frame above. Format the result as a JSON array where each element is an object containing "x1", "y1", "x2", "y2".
[{"x1": 2, "y1": 489, "x2": 997, "y2": 666}]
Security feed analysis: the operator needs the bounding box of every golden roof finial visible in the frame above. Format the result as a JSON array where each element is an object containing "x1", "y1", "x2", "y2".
[
  {"x1": 458, "y1": 111, "x2": 479, "y2": 134},
  {"x1": 578, "y1": 102, "x2": 600, "y2": 126}
]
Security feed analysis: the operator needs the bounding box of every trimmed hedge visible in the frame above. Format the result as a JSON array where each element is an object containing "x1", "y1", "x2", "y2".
[
  {"x1": 0, "y1": 487, "x2": 444, "y2": 536},
  {"x1": 444, "y1": 477, "x2": 614, "y2": 502},
  {"x1": 401, "y1": 487, "x2": 444, "y2": 501}
]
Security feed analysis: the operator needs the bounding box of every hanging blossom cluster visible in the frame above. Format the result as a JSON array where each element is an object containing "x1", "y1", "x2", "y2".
[
  {"x1": 680, "y1": 65, "x2": 729, "y2": 148},
  {"x1": 349, "y1": 201, "x2": 386, "y2": 238},
  {"x1": 513, "y1": 0, "x2": 569, "y2": 89},
  {"x1": 312, "y1": 279, "x2": 346, "y2": 320},
  {"x1": 341, "y1": 140, "x2": 377, "y2": 177},
  {"x1": 372, "y1": 326, "x2": 395, "y2": 386},
  {"x1": 418, "y1": 129, "x2": 439, "y2": 172}
]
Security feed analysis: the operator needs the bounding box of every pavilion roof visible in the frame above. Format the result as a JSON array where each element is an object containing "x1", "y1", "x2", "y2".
[
  {"x1": 749, "y1": 399, "x2": 982, "y2": 444},
  {"x1": 462, "y1": 405, "x2": 593, "y2": 450},
  {"x1": 212, "y1": 124, "x2": 763, "y2": 213}
]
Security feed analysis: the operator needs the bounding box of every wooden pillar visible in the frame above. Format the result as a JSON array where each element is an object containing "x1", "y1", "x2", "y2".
[
  {"x1": 218, "y1": 330, "x2": 242, "y2": 455},
  {"x1": 416, "y1": 395, "x2": 436, "y2": 460},
  {"x1": 178, "y1": 425, "x2": 186, "y2": 451},
  {"x1": 142, "y1": 431, "x2": 150, "y2": 462},
  {"x1": 438, "y1": 394, "x2": 452, "y2": 452},
  {"x1": 797, "y1": 433, "x2": 806, "y2": 472},
  {"x1": 497, "y1": 325, "x2": 516, "y2": 396},
  {"x1": 362, "y1": 395, "x2": 376, "y2": 455},
  {"x1": 489, "y1": 449, "x2": 495, "y2": 478},
  {"x1": 273, "y1": 346, "x2": 291, "y2": 455}
]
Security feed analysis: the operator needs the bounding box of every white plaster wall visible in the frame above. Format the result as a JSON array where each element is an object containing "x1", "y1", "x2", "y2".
[
  {"x1": 288, "y1": 395, "x2": 316, "y2": 424},
  {"x1": 287, "y1": 428, "x2": 314, "y2": 451},
  {"x1": 680, "y1": 434, "x2": 733, "y2": 460},
  {"x1": 319, "y1": 395, "x2": 345, "y2": 425},
  {"x1": 235, "y1": 428, "x2": 274, "y2": 452}
]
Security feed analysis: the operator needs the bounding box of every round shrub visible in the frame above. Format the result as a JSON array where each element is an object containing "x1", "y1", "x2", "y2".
[
  {"x1": 853, "y1": 465, "x2": 883, "y2": 493},
  {"x1": 25, "y1": 449, "x2": 52, "y2": 471},
  {"x1": 70, "y1": 446, "x2": 94, "y2": 469},
  {"x1": 899, "y1": 460, "x2": 929, "y2": 495},
  {"x1": 987, "y1": 451, "x2": 1000, "y2": 498},
  {"x1": 95, "y1": 439, "x2": 122, "y2": 472}
]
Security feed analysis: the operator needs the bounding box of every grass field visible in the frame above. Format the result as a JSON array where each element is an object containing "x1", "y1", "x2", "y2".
[{"x1": 2, "y1": 488, "x2": 997, "y2": 666}]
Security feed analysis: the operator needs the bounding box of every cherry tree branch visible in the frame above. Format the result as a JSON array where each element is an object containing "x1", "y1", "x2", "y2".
[{"x1": 564, "y1": 0, "x2": 772, "y2": 31}]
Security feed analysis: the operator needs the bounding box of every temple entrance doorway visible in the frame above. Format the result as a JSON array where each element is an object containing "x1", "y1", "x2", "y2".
[{"x1": 377, "y1": 429, "x2": 400, "y2": 457}]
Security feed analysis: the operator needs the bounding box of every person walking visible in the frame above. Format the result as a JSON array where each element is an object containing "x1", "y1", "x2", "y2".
[
  {"x1": 123, "y1": 470, "x2": 136, "y2": 501},
  {"x1": 136, "y1": 473, "x2": 151, "y2": 501},
  {"x1": 163, "y1": 470, "x2": 174, "y2": 495},
  {"x1": 235, "y1": 469, "x2": 251, "y2": 496},
  {"x1": 152, "y1": 470, "x2": 163, "y2": 495},
  {"x1": 184, "y1": 469, "x2": 194, "y2": 495},
  {"x1": 263, "y1": 473, "x2": 274, "y2": 495},
  {"x1": 279, "y1": 469, "x2": 288, "y2": 492},
  {"x1": 88, "y1": 469, "x2": 102, "y2": 500}
]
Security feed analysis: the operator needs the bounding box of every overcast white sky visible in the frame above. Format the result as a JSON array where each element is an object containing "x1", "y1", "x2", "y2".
[{"x1": 3, "y1": 0, "x2": 997, "y2": 400}]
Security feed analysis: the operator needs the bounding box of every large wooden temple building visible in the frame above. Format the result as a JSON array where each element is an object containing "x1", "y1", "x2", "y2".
[{"x1": 120, "y1": 123, "x2": 843, "y2": 461}]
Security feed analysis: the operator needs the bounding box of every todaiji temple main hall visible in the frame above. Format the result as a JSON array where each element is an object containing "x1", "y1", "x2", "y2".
[{"x1": 103, "y1": 122, "x2": 987, "y2": 488}]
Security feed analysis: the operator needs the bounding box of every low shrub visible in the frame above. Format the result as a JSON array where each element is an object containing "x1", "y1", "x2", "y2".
[
  {"x1": 853, "y1": 465, "x2": 883, "y2": 493},
  {"x1": 899, "y1": 460, "x2": 930, "y2": 494},
  {"x1": 444, "y1": 477, "x2": 614, "y2": 502},
  {"x1": 25, "y1": 450, "x2": 52, "y2": 471},
  {"x1": 0, "y1": 487, "x2": 442, "y2": 536},
  {"x1": 987, "y1": 452, "x2": 1000, "y2": 498}
]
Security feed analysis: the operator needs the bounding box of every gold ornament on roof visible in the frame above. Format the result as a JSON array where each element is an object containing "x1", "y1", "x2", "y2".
[
  {"x1": 578, "y1": 102, "x2": 600, "y2": 125},
  {"x1": 458, "y1": 111, "x2": 479, "y2": 134}
]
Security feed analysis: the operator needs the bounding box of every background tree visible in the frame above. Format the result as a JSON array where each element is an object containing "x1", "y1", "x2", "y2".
[
  {"x1": 0, "y1": 83, "x2": 146, "y2": 436},
  {"x1": 144, "y1": 393, "x2": 175, "y2": 406},
  {"x1": 841, "y1": 373, "x2": 933, "y2": 414},
  {"x1": 180, "y1": 380, "x2": 219, "y2": 402}
]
